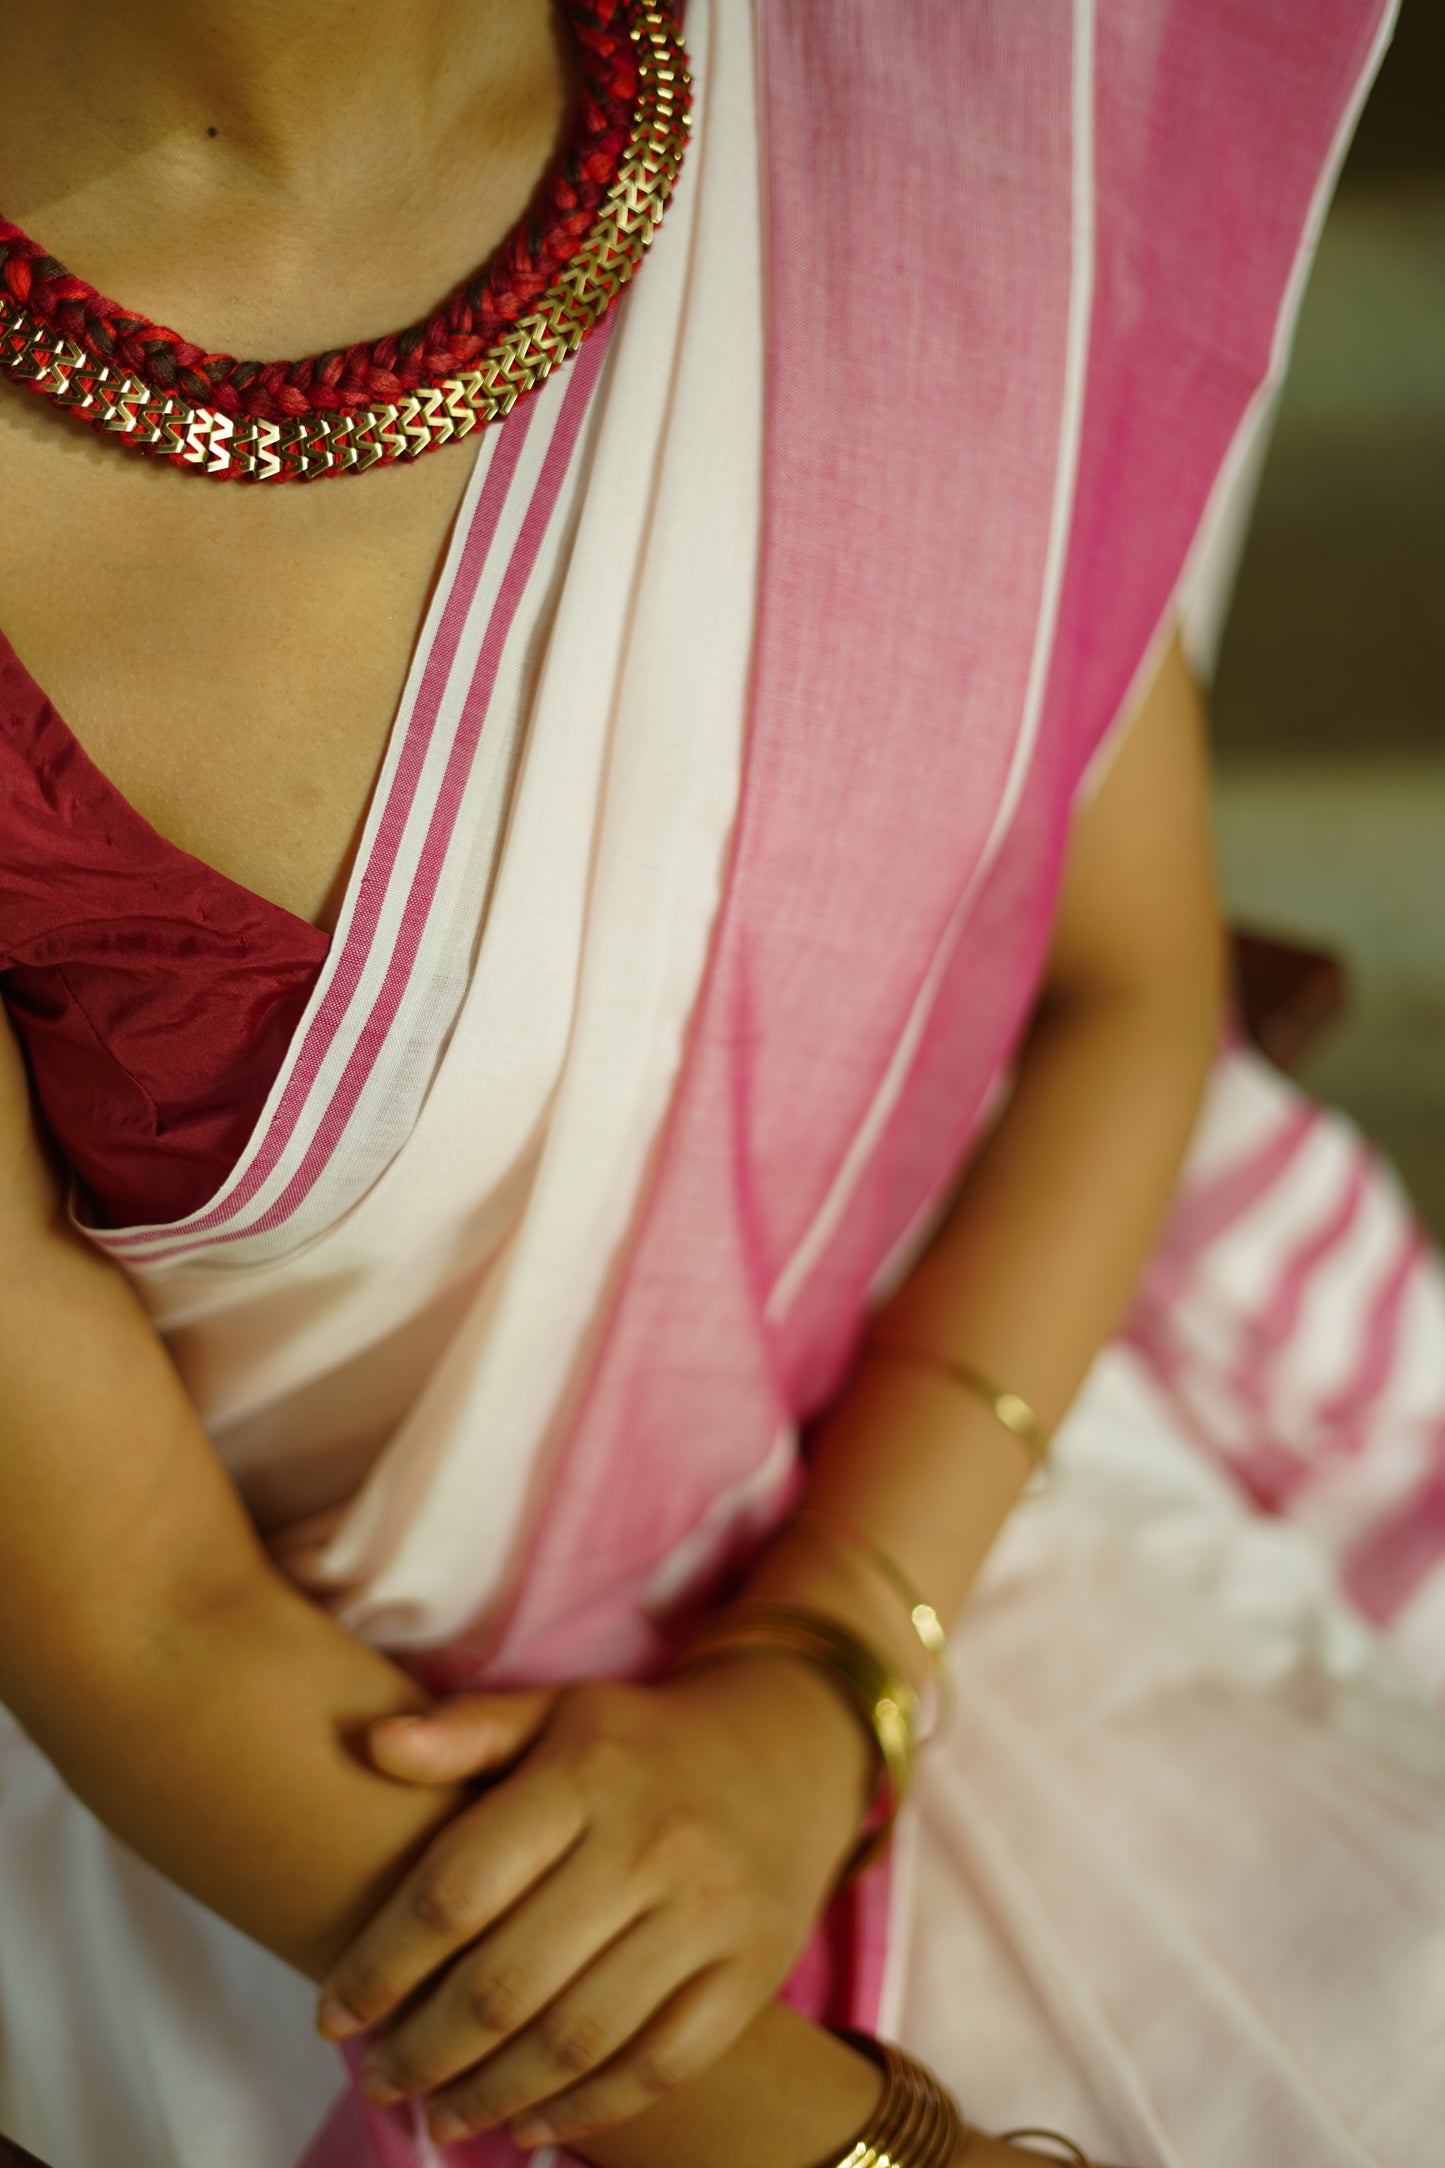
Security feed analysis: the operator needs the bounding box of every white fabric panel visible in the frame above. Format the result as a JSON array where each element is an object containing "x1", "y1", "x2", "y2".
[{"x1": 900, "y1": 1345, "x2": 1445, "y2": 2168}]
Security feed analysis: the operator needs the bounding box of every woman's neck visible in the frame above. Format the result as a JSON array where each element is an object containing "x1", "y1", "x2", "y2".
[
  {"x1": 0, "y1": 0, "x2": 570, "y2": 355},
  {"x1": 0, "y1": 2, "x2": 561, "y2": 195}
]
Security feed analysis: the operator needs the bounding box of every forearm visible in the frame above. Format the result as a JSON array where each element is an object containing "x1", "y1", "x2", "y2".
[
  {"x1": 746, "y1": 967, "x2": 1219, "y2": 1658},
  {"x1": 1, "y1": 1181, "x2": 881, "y2": 2168},
  {"x1": 745, "y1": 630, "x2": 1223, "y2": 1658},
  {"x1": 10, "y1": 1540, "x2": 468, "y2": 1981},
  {"x1": 0, "y1": 1116, "x2": 467, "y2": 1980},
  {"x1": 18, "y1": 1402, "x2": 882, "y2": 2168},
  {"x1": 579, "y1": 2007, "x2": 883, "y2": 2168}
]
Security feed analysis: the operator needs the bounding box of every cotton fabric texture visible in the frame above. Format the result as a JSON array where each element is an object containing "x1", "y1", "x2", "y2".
[{"x1": 2, "y1": 3, "x2": 1444, "y2": 2165}]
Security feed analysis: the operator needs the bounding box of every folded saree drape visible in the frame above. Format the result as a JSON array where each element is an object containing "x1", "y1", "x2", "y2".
[{"x1": 5, "y1": 4, "x2": 1445, "y2": 2166}]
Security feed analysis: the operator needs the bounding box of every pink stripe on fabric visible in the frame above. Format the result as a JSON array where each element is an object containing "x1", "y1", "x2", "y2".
[
  {"x1": 99, "y1": 404, "x2": 538, "y2": 1258},
  {"x1": 1122, "y1": 1090, "x2": 1318, "y2": 1372},
  {"x1": 1225, "y1": 1437, "x2": 1317, "y2": 1514},
  {"x1": 491, "y1": 0, "x2": 1081, "y2": 1672},
  {"x1": 1313, "y1": 1225, "x2": 1430, "y2": 1444},
  {"x1": 118, "y1": 332, "x2": 608, "y2": 1264},
  {"x1": 1342, "y1": 1442, "x2": 1445, "y2": 1626},
  {"x1": 1169, "y1": 1100, "x2": 1320, "y2": 1260},
  {"x1": 1049, "y1": 0, "x2": 1393, "y2": 794},
  {"x1": 1230, "y1": 1162, "x2": 1369, "y2": 1412},
  {"x1": 1208, "y1": 1164, "x2": 1371, "y2": 1491},
  {"x1": 222, "y1": 341, "x2": 609, "y2": 1249}
]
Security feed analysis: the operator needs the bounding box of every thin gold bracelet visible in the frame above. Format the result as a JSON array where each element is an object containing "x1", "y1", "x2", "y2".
[
  {"x1": 996, "y1": 2130, "x2": 1095, "y2": 2165},
  {"x1": 793, "y1": 1509, "x2": 954, "y2": 1743},
  {"x1": 865, "y1": 1334, "x2": 1049, "y2": 1476},
  {"x1": 795, "y1": 1508, "x2": 948, "y2": 1667}
]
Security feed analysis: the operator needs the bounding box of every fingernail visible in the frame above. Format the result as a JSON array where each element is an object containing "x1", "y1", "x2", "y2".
[
  {"x1": 429, "y1": 2110, "x2": 471, "y2": 2144},
  {"x1": 513, "y1": 2120, "x2": 556, "y2": 2148},
  {"x1": 316, "y1": 1991, "x2": 364, "y2": 2040},
  {"x1": 361, "y1": 2066, "x2": 404, "y2": 2107}
]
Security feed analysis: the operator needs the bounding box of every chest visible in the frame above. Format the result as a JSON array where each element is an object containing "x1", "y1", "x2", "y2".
[{"x1": 0, "y1": 371, "x2": 480, "y2": 933}]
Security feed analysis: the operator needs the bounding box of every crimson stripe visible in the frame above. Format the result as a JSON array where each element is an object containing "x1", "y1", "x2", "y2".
[
  {"x1": 101, "y1": 405, "x2": 540, "y2": 1256},
  {"x1": 136, "y1": 330, "x2": 610, "y2": 1263}
]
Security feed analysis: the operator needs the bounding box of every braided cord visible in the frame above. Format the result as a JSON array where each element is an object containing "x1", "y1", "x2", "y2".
[{"x1": 0, "y1": 0, "x2": 652, "y2": 425}]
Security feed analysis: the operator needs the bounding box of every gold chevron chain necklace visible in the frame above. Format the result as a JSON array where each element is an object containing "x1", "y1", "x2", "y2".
[{"x1": 0, "y1": 1, "x2": 689, "y2": 484}]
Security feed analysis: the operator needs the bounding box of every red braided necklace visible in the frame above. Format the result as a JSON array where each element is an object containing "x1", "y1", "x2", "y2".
[{"x1": 0, "y1": 0, "x2": 688, "y2": 483}]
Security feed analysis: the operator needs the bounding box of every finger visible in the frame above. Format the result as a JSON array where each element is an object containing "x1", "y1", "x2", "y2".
[
  {"x1": 414, "y1": 1907, "x2": 718, "y2": 2133},
  {"x1": 368, "y1": 1692, "x2": 556, "y2": 1784},
  {"x1": 359, "y1": 1838, "x2": 651, "y2": 2104},
  {"x1": 503, "y1": 1963, "x2": 761, "y2": 2151},
  {"x1": 317, "y1": 1765, "x2": 584, "y2": 2041}
]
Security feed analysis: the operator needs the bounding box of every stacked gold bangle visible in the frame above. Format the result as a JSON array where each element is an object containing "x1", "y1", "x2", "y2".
[
  {"x1": 814, "y1": 2034, "x2": 965, "y2": 2168},
  {"x1": 676, "y1": 1603, "x2": 917, "y2": 1876}
]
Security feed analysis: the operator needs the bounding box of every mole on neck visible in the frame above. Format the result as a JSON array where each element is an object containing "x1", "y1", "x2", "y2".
[{"x1": 0, "y1": 0, "x2": 561, "y2": 203}]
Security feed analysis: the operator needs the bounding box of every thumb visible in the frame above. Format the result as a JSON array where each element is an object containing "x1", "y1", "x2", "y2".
[{"x1": 368, "y1": 1690, "x2": 556, "y2": 1784}]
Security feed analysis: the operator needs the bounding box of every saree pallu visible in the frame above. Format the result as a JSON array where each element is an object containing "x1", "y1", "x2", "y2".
[{"x1": 4, "y1": 4, "x2": 1445, "y2": 2165}]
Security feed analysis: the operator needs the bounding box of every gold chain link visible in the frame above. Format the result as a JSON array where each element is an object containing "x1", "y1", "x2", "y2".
[{"x1": 0, "y1": 4, "x2": 689, "y2": 483}]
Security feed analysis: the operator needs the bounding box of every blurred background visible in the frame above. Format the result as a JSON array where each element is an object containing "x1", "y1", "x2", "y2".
[{"x1": 1210, "y1": 4, "x2": 1444, "y2": 1233}]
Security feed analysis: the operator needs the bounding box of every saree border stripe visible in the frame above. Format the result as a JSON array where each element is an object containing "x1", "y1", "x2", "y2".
[
  {"x1": 764, "y1": 0, "x2": 1101, "y2": 1328},
  {"x1": 481, "y1": 0, "x2": 1084, "y2": 1667},
  {"x1": 181, "y1": 331, "x2": 614, "y2": 1255},
  {"x1": 482, "y1": 0, "x2": 1400, "y2": 1677},
  {"x1": 91, "y1": 331, "x2": 612, "y2": 1265},
  {"x1": 88, "y1": 409, "x2": 537, "y2": 1248}
]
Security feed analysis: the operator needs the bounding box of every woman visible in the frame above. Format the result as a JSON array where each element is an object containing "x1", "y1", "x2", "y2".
[{"x1": 0, "y1": 2, "x2": 1442, "y2": 2165}]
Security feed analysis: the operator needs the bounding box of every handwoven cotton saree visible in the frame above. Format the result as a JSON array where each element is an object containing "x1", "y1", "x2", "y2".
[{"x1": 4, "y1": 3, "x2": 1445, "y2": 2165}]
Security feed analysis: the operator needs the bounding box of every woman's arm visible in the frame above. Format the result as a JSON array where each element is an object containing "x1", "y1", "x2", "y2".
[
  {"x1": 744, "y1": 627, "x2": 1225, "y2": 1656},
  {"x1": 321, "y1": 629, "x2": 1221, "y2": 2155},
  {"x1": 0, "y1": 626, "x2": 1209, "y2": 2164},
  {"x1": 0, "y1": 997, "x2": 889, "y2": 2168},
  {"x1": 0, "y1": 1011, "x2": 473, "y2": 1978}
]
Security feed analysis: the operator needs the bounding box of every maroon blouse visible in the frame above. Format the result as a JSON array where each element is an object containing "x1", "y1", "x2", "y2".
[{"x1": 0, "y1": 631, "x2": 328, "y2": 1229}]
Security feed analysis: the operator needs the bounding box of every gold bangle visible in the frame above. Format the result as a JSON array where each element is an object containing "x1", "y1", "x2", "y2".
[
  {"x1": 997, "y1": 2131, "x2": 1096, "y2": 2166},
  {"x1": 793, "y1": 1511, "x2": 955, "y2": 1746},
  {"x1": 866, "y1": 1335, "x2": 1048, "y2": 1474},
  {"x1": 816, "y1": 2033, "x2": 966, "y2": 2168},
  {"x1": 675, "y1": 1603, "x2": 916, "y2": 1877},
  {"x1": 795, "y1": 1508, "x2": 949, "y2": 1669}
]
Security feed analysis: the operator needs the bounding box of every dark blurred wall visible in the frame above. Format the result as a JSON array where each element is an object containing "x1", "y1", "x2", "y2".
[
  {"x1": 1344, "y1": 3, "x2": 1445, "y2": 180},
  {"x1": 1212, "y1": 6, "x2": 1445, "y2": 761},
  {"x1": 1208, "y1": 3, "x2": 1445, "y2": 1235}
]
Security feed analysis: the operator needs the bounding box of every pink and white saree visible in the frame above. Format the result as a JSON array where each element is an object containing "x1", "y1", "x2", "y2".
[{"x1": 3, "y1": 3, "x2": 1444, "y2": 2164}]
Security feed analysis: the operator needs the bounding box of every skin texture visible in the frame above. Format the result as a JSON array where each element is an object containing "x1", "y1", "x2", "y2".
[
  {"x1": 0, "y1": 0, "x2": 572, "y2": 935},
  {"x1": 0, "y1": 3, "x2": 1213, "y2": 2161},
  {"x1": 0, "y1": 634, "x2": 1201, "y2": 2168},
  {"x1": 318, "y1": 629, "x2": 1222, "y2": 2154}
]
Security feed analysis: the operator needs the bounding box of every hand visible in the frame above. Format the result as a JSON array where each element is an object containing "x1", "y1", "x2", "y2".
[{"x1": 318, "y1": 1656, "x2": 873, "y2": 2149}]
